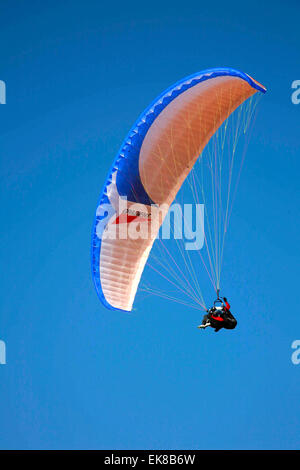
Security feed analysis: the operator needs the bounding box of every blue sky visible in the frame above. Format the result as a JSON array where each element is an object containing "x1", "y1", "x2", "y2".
[{"x1": 0, "y1": 0, "x2": 299, "y2": 450}]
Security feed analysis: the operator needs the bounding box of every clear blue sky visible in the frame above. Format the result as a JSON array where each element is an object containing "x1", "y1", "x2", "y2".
[{"x1": 0, "y1": 0, "x2": 299, "y2": 450}]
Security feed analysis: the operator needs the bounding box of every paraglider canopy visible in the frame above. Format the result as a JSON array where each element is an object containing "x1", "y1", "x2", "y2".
[{"x1": 91, "y1": 68, "x2": 266, "y2": 312}]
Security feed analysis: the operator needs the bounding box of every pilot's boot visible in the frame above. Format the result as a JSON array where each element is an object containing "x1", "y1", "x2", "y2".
[
  {"x1": 198, "y1": 314, "x2": 211, "y2": 329},
  {"x1": 198, "y1": 322, "x2": 211, "y2": 329}
]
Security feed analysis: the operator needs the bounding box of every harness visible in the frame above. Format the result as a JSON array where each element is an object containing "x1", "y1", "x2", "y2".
[{"x1": 209, "y1": 298, "x2": 226, "y2": 322}]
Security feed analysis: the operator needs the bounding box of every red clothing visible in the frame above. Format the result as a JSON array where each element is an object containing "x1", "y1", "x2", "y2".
[
  {"x1": 211, "y1": 314, "x2": 224, "y2": 322},
  {"x1": 224, "y1": 301, "x2": 231, "y2": 311}
]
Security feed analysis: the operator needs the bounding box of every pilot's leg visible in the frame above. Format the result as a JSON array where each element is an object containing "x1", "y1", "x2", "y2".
[
  {"x1": 223, "y1": 313, "x2": 237, "y2": 329},
  {"x1": 198, "y1": 314, "x2": 211, "y2": 329}
]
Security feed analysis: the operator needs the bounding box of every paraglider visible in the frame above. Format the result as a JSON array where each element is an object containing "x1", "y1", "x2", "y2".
[
  {"x1": 91, "y1": 67, "x2": 266, "y2": 316},
  {"x1": 198, "y1": 295, "x2": 237, "y2": 332}
]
